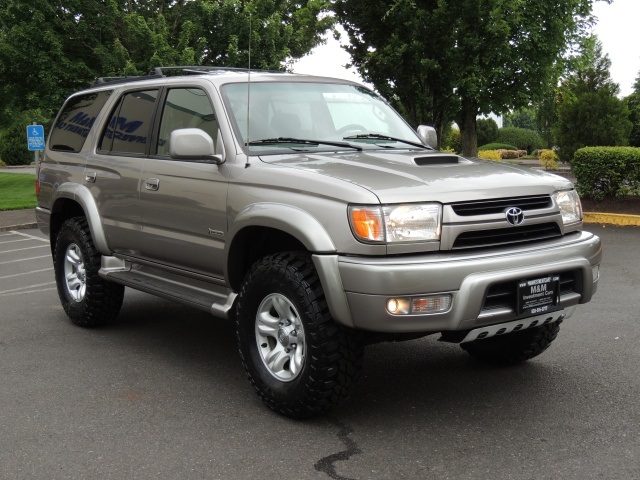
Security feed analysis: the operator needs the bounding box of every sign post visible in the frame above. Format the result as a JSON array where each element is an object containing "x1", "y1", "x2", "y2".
[{"x1": 26, "y1": 123, "x2": 45, "y2": 171}]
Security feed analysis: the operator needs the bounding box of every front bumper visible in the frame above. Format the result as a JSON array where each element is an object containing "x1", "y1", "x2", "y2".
[{"x1": 313, "y1": 231, "x2": 601, "y2": 333}]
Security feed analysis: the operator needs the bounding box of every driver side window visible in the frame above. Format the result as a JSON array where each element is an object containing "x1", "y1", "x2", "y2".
[{"x1": 157, "y1": 88, "x2": 219, "y2": 156}]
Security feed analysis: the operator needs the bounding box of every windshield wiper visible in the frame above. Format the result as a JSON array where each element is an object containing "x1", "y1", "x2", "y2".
[
  {"x1": 248, "y1": 137, "x2": 362, "y2": 151},
  {"x1": 342, "y1": 133, "x2": 430, "y2": 149}
]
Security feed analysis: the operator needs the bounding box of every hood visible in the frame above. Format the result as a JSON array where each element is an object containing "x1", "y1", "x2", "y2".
[{"x1": 262, "y1": 150, "x2": 573, "y2": 204}]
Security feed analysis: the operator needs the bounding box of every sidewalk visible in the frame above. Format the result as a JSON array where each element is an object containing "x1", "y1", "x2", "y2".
[{"x1": 0, "y1": 209, "x2": 37, "y2": 232}]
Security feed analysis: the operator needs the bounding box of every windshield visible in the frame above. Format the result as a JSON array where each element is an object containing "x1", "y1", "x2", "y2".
[{"x1": 221, "y1": 82, "x2": 424, "y2": 154}]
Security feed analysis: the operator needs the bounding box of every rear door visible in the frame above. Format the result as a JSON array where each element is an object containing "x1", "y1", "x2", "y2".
[{"x1": 86, "y1": 88, "x2": 159, "y2": 252}]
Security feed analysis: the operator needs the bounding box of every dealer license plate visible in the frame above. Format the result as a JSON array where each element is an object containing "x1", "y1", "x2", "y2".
[{"x1": 517, "y1": 275, "x2": 560, "y2": 316}]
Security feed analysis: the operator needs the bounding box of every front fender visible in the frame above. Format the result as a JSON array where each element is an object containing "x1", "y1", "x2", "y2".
[{"x1": 226, "y1": 203, "x2": 337, "y2": 254}]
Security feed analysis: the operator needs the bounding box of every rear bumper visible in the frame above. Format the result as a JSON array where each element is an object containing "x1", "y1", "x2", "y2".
[{"x1": 314, "y1": 231, "x2": 601, "y2": 333}]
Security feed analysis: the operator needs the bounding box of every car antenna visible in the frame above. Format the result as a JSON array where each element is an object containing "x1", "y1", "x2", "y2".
[{"x1": 245, "y1": 12, "x2": 252, "y2": 169}]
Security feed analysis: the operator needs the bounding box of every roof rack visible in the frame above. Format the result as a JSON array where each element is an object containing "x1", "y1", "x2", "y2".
[
  {"x1": 92, "y1": 74, "x2": 163, "y2": 86},
  {"x1": 93, "y1": 65, "x2": 287, "y2": 86}
]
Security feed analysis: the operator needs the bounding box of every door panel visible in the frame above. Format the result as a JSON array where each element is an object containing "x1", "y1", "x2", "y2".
[{"x1": 134, "y1": 87, "x2": 229, "y2": 278}]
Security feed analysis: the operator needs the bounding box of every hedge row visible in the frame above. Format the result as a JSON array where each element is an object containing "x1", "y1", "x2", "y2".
[{"x1": 573, "y1": 147, "x2": 640, "y2": 200}]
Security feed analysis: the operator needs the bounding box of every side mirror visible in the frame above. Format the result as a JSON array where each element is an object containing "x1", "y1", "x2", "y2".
[
  {"x1": 169, "y1": 128, "x2": 224, "y2": 164},
  {"x1": 417, "y1": 125, "x2": 438, "y2": 149}
]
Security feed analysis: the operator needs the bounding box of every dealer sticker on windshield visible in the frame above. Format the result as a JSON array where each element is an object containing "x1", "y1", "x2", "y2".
[{"x1": 517, "y1": 275, "x2": 560, "y2": 316}]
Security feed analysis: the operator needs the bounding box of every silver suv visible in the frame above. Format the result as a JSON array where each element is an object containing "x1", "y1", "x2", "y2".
[{"x1": 36, "y1": 67, "x2": 602, "y2": 418}]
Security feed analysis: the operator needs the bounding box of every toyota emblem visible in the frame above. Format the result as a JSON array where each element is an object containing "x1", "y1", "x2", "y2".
[{"x1": 505, "y1": 207, "x2": 524, "y2": 226}]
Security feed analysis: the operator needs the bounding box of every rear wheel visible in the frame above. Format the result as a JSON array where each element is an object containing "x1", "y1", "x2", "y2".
[
  {"x1": 460, "y1": 321, "x2": 561, "y2": 364},
  {"x1": 236, "y1": 252, "x2": 363, "y2": 418},
  {"x1": 53, "y1": 217, "x2": 124, "y2": 327}
]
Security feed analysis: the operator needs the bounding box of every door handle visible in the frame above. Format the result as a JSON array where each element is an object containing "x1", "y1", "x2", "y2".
[
  {"x1": 145, "y1": 178, "x2": 160, "y2": 191},
  {"x1": 85, "y1": 172, "x2": 97, "y2": 183}
]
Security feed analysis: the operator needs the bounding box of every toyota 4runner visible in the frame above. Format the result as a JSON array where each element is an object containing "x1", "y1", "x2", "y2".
[{"x1": 36, "y1": 66, "x2": 602, "y2": 418}]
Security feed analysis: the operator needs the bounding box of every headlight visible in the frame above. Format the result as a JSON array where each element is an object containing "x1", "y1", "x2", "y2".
[
  {"x1": 553, "y1": 190, "x2": 582, "y2": 225},
  {"x1": 349, "y1": 204, "x2": 442, "y2": 243}
]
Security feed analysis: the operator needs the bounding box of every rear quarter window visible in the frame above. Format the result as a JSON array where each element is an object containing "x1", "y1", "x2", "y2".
[{"x1": 49, "y1": 90, "x2": 112, "y2": 152}]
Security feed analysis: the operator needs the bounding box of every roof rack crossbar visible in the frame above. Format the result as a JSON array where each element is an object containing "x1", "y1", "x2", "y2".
[
  {"x1": 92, "y1": 65, "x2": 288, "y2": 86},
  {"x1": 93, "y1": 74, "x2": 163, "y2": 86}
]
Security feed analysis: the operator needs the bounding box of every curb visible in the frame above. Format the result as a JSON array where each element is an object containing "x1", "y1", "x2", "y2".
[
  {"x1": 583, "y1": 212, "x2": 640, "y2": 227},
  {"x1": 0, "y1": 223, "x2": 38, "y2": 232}
]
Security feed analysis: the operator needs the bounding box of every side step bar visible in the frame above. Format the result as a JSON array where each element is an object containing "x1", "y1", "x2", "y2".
[{"x1": 99, "y1": 258, "x2": 236, "y2": 319}]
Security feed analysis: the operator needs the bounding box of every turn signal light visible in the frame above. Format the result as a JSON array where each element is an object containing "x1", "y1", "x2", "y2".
[{"x1": 350, "y1": 207, "x2": 383, "y2": 242}]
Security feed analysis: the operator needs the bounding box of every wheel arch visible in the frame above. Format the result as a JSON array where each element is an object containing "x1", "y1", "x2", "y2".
[
  {"x1": 50, "y1": 183, "x2": 109, "y2": 255},
  {"x1": 225, "y1": 204, "x2": 336, "y2": 292}
]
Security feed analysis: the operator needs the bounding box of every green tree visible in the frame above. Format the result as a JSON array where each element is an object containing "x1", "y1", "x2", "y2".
[
  {"x1": 0, "y1": 0, "x2": 331, "y2": 163},
  {"x1": 503, "y1": 107, "x2": 537, "y2": 131},
  {"x1": 476, "y1": 118, "x2": 499, "y2": 147},
  {"x1": 334, "y1": 0, "x2": 607, "y2": 155},
  {"x1": 626, "y1": 73, "x2": 640, "y2": 147},
  {"x1": 555, "y1": 39, "x2": 632, "y2": 161},
  {"x1": 496, "y1": 127, "x2": 545, "y2": 152}
]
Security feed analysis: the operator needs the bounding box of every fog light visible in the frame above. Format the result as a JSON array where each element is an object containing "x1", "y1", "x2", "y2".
[
  {"x1": 592, "y1": 264, "x2": 600, "y2": 282},
  {"x1": 386, "y1": 298, "x2": 410, "y2": 315},
  {"x1": 411, "y1": 295, "x2": 452, "y2": 314}
]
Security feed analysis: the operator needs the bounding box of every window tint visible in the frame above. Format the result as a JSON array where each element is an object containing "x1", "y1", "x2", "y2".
[
  {"x1": 49, "y1": 91, "x2": 112, "y2": 152},
  {"x1": 100, "y1": 90, "x2": 158, "y2": 155},
  {"x1": 157, "y1": 88, "x2": 218, "y2": 156}
]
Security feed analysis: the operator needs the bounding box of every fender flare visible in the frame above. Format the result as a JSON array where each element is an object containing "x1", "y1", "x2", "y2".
[
  {"x1": 226, "y1": 203, "x2": 337, "y2": 256},
  {"x1": 53, "y1": 183, "x2": 110, "y2": 255}
]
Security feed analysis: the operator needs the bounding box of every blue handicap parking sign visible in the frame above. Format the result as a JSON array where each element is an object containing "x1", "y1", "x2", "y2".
[{"x1": 27, "y1": 125, "x2": 45, "y2": 151}]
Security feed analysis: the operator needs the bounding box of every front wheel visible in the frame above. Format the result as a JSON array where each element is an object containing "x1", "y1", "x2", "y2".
[
  {"x1": 53, "y1": 217, "x2": 124, "y2": 327},
  {"x1": 236, "y1": 252, "x2": 363, "y2": 418},
  {"x1": 460, "y1": 321, "x2": 561, "y2": 364}
]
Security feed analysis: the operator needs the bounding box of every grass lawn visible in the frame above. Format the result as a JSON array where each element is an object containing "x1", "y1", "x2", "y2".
[{"x1": 0, "y1": 172, "x2": 37, "y2": 210}]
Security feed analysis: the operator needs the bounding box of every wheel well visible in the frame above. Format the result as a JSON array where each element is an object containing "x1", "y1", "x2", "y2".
[
  {"x1": 227, "y1": 226, "x2": 307, "y2": 291},
  {"x1": 49, "y1": 198, "x2": 85, "y2": 251}
]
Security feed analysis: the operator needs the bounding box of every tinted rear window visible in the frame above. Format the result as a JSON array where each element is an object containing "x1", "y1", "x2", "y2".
[
  {"x1": 100, "y1": 89, "x2": 158, "y2": 155},
  {"x1": 49, "y1": 91, "x2": 112, "y2": 152}
]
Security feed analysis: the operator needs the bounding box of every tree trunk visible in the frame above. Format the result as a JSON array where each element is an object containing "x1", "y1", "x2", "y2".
[{"x1": 459, "y1": 101, "x2": 478, "y2": 157}]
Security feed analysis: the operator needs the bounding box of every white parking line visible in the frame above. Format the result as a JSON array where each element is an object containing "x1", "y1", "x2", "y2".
[
  {"x1": 0, "y1": 238, "x2": 34, "y2": 245},
  {"x1": 10, "y1": 231, "x2": 49, "y2": 242},
  {"x1": 0, "y1": 245, "x2": 49, "y2": 254},
  {"x1": 0, "y1": 255, "x2": 51, "y2": 265},
  {"x1": 0, "y1": 282, "x2": 56, "y2": 295},
  {"x1": 1, "y1": 286, "x2": 57, "y2": 296},
  {"x1": 0, "y1": 267, "x2": 54, "y2": 279}
]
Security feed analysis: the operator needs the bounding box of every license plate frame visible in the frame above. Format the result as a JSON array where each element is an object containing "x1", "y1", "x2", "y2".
[{"x1": 517, "y1": 275, "x2": 561, "y2": 316}]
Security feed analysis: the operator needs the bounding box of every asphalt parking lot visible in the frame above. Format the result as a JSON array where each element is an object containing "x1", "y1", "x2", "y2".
[{"x1": 1, "y1": 225, "x2": 639, "y2": 480}]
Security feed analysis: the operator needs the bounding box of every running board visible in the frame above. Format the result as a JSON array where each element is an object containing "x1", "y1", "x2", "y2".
[{"x1": 99, "y1": 259, "x2": 236, "y2": 319}]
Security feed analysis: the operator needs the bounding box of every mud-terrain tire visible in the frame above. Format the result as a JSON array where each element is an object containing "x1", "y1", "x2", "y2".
[
  {"x1": 460, "y1": 321, "x2": 561, "y2": 365},
  {"x1": 53, "y1": 217, "x2": 124, "y2": 327},
  {"x1": 236, "y1": 252, "x2": 363, "y2": 419}
]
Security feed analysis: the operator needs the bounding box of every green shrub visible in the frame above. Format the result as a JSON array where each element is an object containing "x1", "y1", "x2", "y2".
[
  {"x1": 495, "y1": 127, "x2": 545, "y2": 152},
  {"x1": 539, "y1": 149, "x2": 560, "y2": 170},
  {"x1": 0, "y1": 109, "x2": 52, "y2": 166},
  {"x1": 478, "y1": 142, "x2": 518, "y2": 151},
  {"x1": 442, "y1": 128, "x2": 461, "y2": 153},
  {"x1": 573, "y1": 147, "x2": 640, "y2": 200},
  {"x1": 477, "y1": 150, "x2": 502, "y2": 161},
  {"x1": 476, "y1": 118, "x2": 499, "y2": 147}
]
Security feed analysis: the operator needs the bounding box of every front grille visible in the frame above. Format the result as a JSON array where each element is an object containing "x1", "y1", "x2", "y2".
[
  {"x1": 452, "y1": 223, "x2": 561, "y2": 250},
  {"x1": 481, "y1": 270, "x2": 580, "y2": 313},
  {"x1": 451, "y1": 195, "x2": 552, "y2": 216}
]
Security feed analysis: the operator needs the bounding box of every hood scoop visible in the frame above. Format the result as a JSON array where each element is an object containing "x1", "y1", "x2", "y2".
[{"x1": 413, "y1": 154, "x2": 460, "y2": 166}]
